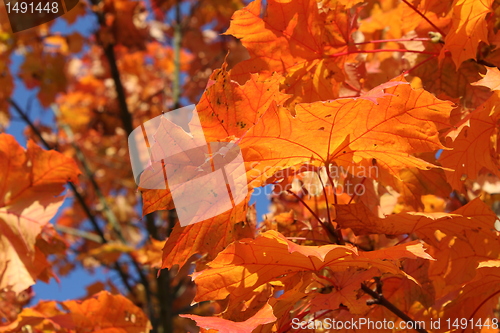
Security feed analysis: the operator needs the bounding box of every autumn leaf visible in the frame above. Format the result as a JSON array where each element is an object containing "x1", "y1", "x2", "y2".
[
  {"x1": 148, "y1": 73, "x2": 452, "y2": 271},
  {"x1": 336, "y1": 198, "x2": 500, "y2": 286},
  {"x1": 393, "y1": 166, "x2": 451, "y2": 211},
  {"x1": 181, "y1": 302, "x2": 276, "y2": 333},
  {"x1": 0, "y1": 134, "x2": 80, "y2": 293},
  {"x1": 161, "y1": 196, "x2": 254, "y2": 269},
  {"x1": 5, "y1": 0, "x2": 500, "y2": 330},
  {"x1": 411, "y1": 55, "x2": 491, "y2": 111},
  {"x1": 19, "y1": 53, "x2": 68, "y2": 107},
  {"x1": 192, "y1": 230, "x2": 432, "y2": 304},
  {"x1": 133, "y1": 238, "x2": 164, "y2": 268},
  {"x1": 472, "y1": 66, "x2": 500, "y2": 91},
  {"x1": 195, "y1": 65, "x2": 288, "y2": 141},
  {"x1": 239, "y1": 77, "x2": 453, "y2": 187},
  {"x1": 308, "y1": 267, "x2": 378, "y2": 315},
  {"x1": 102, "y1": 0, "x2": 149, "y2": 50},
  {"x1": 433, "y1": 260, "x2": 500, "y2": 330},
  {"x1": 226, "y1": 0, "x2": 354, "y2": 103},
  {"x1": 440, "y1": 0, "x2": 494, "y2": 67},
  {"x1": 440, "y1": 92, "x2": 500, "y2": 189},
  {"x1": 2, "y1": 291, "x2": 152, "y2": 333},
  {"x1": 335, "y1": 198, "x2": 495, "y2": 239}
]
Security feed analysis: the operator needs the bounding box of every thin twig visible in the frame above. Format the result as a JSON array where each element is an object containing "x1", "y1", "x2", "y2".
[
  {"x1": 353, "y1": 37, "x2": 433, "y2": 45},
  {"x1": 361, "y1": 283, "x2": 429, "y2": 333},
  {"x1": 172, "y1": 0, "x2": 182, "y2": 110},
  {"x1": 400, "y1": 0, "x2": 446, "y2": 37},
  {"x1": 52, "y1": 105, "x2": 127, "y2": 244},
  {"x1": 286, "y1": 190, "x2": 340, "y2": 244},
  {"x1": 317, "y1": 170, "x2": 344, "y2": 245},
  {"x1": 403, "y1": 54, "x2": 438, "y2": 75},
  {"x1": 347, "y1": 176, "x2": 365, "y2": 204},
  {"x1": 332, "y1": 49, "x2": 439, "y2": 57},
  {"x1": 54, "y1": 225, "x2": 103, "y2": 243}
]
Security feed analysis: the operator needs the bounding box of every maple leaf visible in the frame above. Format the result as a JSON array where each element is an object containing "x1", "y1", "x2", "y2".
[
  {"x1": 336, "y1": 198, "x2": 500, "y2": 286},
  {"x1": 140, "y1": 67, "x2": 287, "y2": 214},
  {"x1": 335, "y1": 198, "x2": 495, "y2": 240},
  {"x1": 394, "y1": 166, "x2": 451, "y2": 211},
  {"x1": 139, "y1": 68, "x2": 286, "y2": 268},
  {"x1": 143, "y1": 73, "x2": 453, "y2": 272},
  {"x1": 192, "y1": 230, "x2": 432, "y2": 304},
  {"x1": 308, "y1": 267, "x2": 377, "y2": 315},
  {"x1": 102, "y1": 0, "x2": 149, "y2": 50},
  {"x1": 440, "y1": 92, "x2": 500, "y2": 189},
  {"x1": 436, "y1": 260, "x2": 500, "y2": 326},
  {"x1": 181, "y1": 302, "x2": 276, "y2": 333},
  {"x1": 195, "y1": 65, "x2": 288, "y2": 141},
  {"x1": 410, "y1": 55, "x2": 491, "y2": 110},
  {"x1": 0, "y1": 134, "x2": 80, "y2": 293},
  {"x1": 161, "y1": 196, "x2": 254, "y2": 269},
  {"x1": 440, "y1": 0, "x2": 494, "y2": 67},
  {"x1": 8, "y1": 0, "x2": 500, "y2": 329},
  {"x1": 379, "y1": 258, "x2": 436, "y2": 314},
  {"x1": 238, "y1": 77, "x2": 453, "y2": 187},
  {"x1": 19, "y1": 52, "x2": 68, "y2": 107},
  {"x1": 226, "y1": 0, "x2": 355, "y2": 103},
  {"x1": 2, "y1": 291, "x2": 152, "y2": 332},
  {"x1": 472, "y1": 66, "x2": 500, "y2": 91}
]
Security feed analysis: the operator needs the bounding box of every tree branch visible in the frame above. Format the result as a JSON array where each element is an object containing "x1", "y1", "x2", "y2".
[
  {"x1": 400, "y1": 0, "x2": 445, "y2": 37},
  {"x1": 361, "y1": 282, "x2": 429, "y2": 333},
  {"x1": 286, "y1": 189, "x2": 341, "y2": 244},
  {"x1": 9, "y1": 97, "x2": 141, "y2": 304},
  {"x1": 54, "y1": 225, "x2": 103, "y2": 243}
]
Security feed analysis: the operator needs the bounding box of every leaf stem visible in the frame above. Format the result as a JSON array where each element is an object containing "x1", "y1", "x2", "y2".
[
  {"x1": 361, "y1": 283, "x2": 429, "y2": 333},
  {"x1": 278, "y1": 309, "x2": 310, "y2": 333},
  {"x1": 403, "y1": 54, "x2": 438, "y2": 75},
  {"x1": 400, "y1": 0, "x2": 446, "y2": 37},
  {"x1": 315, "y1": 273, "x2": 337, "y2": 286},
  {"x1": 347, "y1": 177, "x2": 365, "y2": 204},
  {"x1": 286, "y1": 190, "x2": 340, "y2": 244},
  {"x1": 317, "y1": 170, "x2": 344, "y2": 245},
  {"x1": 462, "y1": 289, "x2": 500, "y2": 333},
  {"x1": 332, "y1": 49, "x2": 439, "y2": 57},
  {"x1": 353, "y1": 38, "x2": 433, "y2": 45}
]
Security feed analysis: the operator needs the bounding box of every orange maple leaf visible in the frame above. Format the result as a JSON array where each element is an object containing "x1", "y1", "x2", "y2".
[
  {"x1": 161, "y1": 197, "x2": 253, "y2": 269},
  {"x1": 440, "y1": 0, "x2": 494, "y2": 67},
  {"x1": 336, "y1": 198, "x2": 500, "y2": 287},
  {"x1": 226, "y1": 0, "x2": 354, "y2": 103},
  {"x1": 1, "y1": 291, "x2": 152, "y2": 333},
  {"x1": 239, "y1": 77, "x2": 453, "y2": 187},
  {"x1": 440, "y1": 92, "x2": 500, "y2": 189},
  {"x1": 435, "y1": 260, "x2": 500, "y2": 327},
  {"x1": 191, "y1": 230, "x2": 432, "y2": 304},
  {"x1": 181, "y1": 302, "x2": 276, "y2": 333},
  {"x1": 0, "y1": 134, "x2": 80, "y2": 293},
  {"x1": 472, "y1": 66, "x2": 500, "y2": 91}
]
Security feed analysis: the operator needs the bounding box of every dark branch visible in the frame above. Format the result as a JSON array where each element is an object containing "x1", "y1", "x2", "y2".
[
  {"x1": 361, "y1": 283, "x2": 429, "y2": 333},
  {"x1": 9, "y1": 98, "x2": 140, "y2": 302}
]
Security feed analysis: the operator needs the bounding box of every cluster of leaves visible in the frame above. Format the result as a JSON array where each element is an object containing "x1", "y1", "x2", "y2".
[{"x1": 2, "y1": 0, "x2": 500, "y2": 332}]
